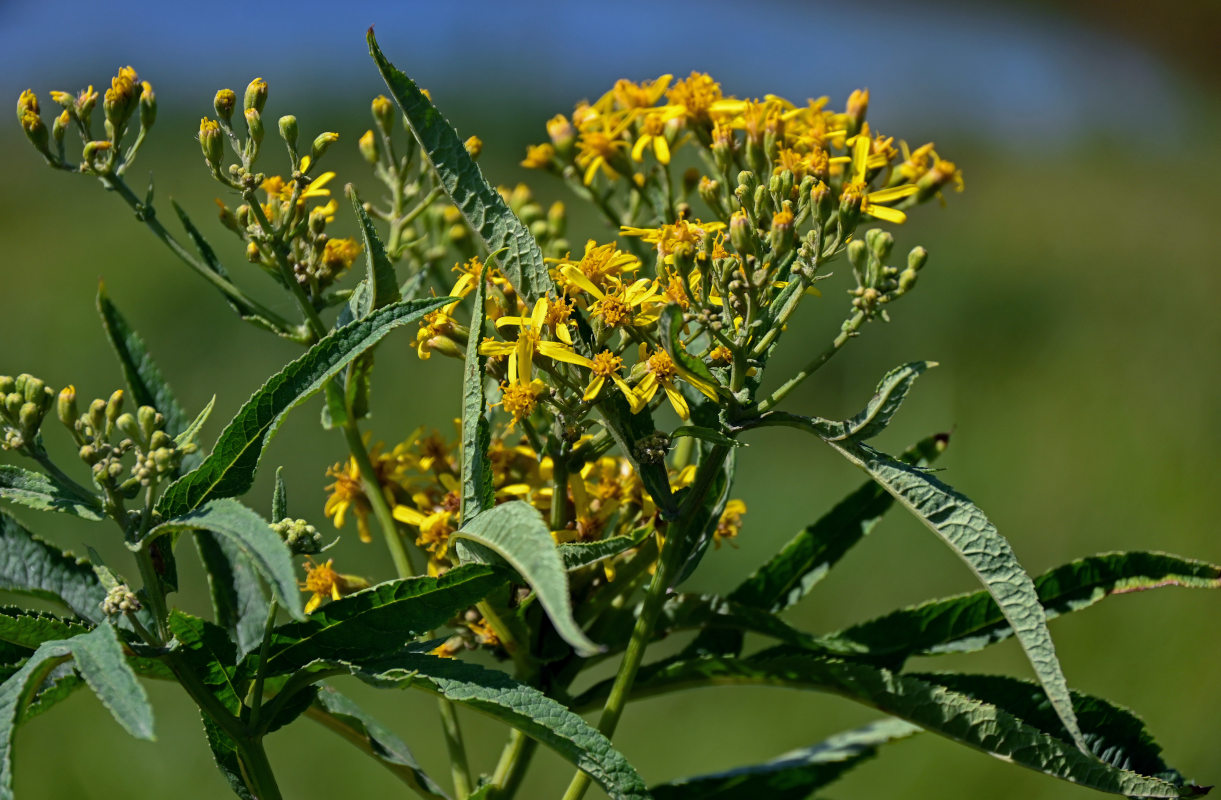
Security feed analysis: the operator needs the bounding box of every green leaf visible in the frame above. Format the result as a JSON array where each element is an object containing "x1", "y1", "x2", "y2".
[
  {"x1": 824, "y1": 439, "x2": 1087, "y2": 751},
  {"x1": 0, "y1": 466, "x2": 104, "y2": 521},
  {"x1": 167, "y1": 611, "x2": 247, "y2": 713},
  {"x1": 576, "y1": 650, "x2": 1202, "y2": 798},
  {"x1": 0, "y1": 510, "x2": 106, "y2": 623},
  {"x1": 595, "y1": 387, "x2": 677, "y2": 515},
  {"x1": 194, "y1": 532, "x2": 270, "y2": 658},
  {"x1": 672, "y1": 445, "x2": 736, "y2": 587},
  {"x1": 68, "y1": 622, "x2": 154, "y2": 741},
  {"x1": 174, "y1": 394, "x2": 215, "y2": 452},
  {"x1": 660, "y1": 305, "x2": 717, "y2": 386},
  {"x1": 915, "y1": 672, "x2": 1184, "y2": 781},
  {"x1": 368, "y1": 30, "x2": 554, "y2": 302},
  {"x1": 200, "y1": 714, "x2": 253, "y2": 800},
  {"x1": 1, "y1": 645, "x2": 72, "y2": 800},
  {"x1": 453, "y1": 501, "x2": 602, "y2": 657},
  {"x1": 825, "y1": 361, "x2": 936, "y2": 442},
  {"x1": 156, "y1": 295, "x2": 450, "y2": 518},
  {"x1": 558, "y1": 528, "x2": 650, "y2": 571},
  {"x1": 0, "y1": 608, "x2": 88, "y2": 650},
  {"x1": 824, "y1": 551, "x2": 1221, "y2": 663},
  {"x1": 670, "y1": 426, "x2": 746, "y2": 449},
  {"x1": 265, "y1": 564, "x2": 505, "y2": 675},
  {"x1": 347, "y1": 185, "x2": 401, "y2": 313},
  {"x1": 351, "y1": 652, "x2": 650, "y2": 800},
  {"x1": 271, "y1": 466, "x2": 287, "y2": 522},
  {"x1": 312, "y1": 685, "x2": 448, "y2": 799},
  {"x1": 96, "y1": 282, "x2": 190, "y2": 444},
  {"x1": 149, "y1": 499, "x2": 302, "y2": 620},
  {"x1": 650, "y1": 718, "x2": 920, "y2": 800},
  {"x1": 460, "y1": 273, "x2": 493, "y2": 524}
]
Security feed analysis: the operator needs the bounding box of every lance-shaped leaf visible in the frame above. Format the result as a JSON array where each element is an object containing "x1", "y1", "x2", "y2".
[
  {"x1": 452, "y1": 501, "x2": 602, "y2": 657},
  {"x1": 650, "y1": 718, "x2": 920, "y2": 800},
  {"x1": 1, "y1": 646, "x2": 72, "y2": 800},
  {"x1": 460, "y1": 274, "x2": 493, "y2": 523},
  {"x1": 0, "y1": 466, "x2": 104, "y2": 521},
  {"x1": 660, "y1": 305, "x2": 717, "y2": 387},
  {"x1": 575, "y1": 650, "x2": 1203, "y2": 799},
  {"x1": 271, "y1": 466, "x2": 288, "y2": 521},
  {"x1": 265, "y1": 564, "x2": 505, "y2": 675},
  {"x1": 350, "y1": 652, "x2": 650, "y2": 800},
  {"x1": 558, "y1": 528, "x2": 650, "y2": 571},
  {"x1": 348, "y1": 185, "x2": 401, "y2": 313},
  {"x1": 310, "y1": 685, "x2": 448, "y2": 799},
  {"x1": 201, "y1": 714, "x2": 253, "y2": 800},
  {"x1": 915, "y1": 672, "x2": 1185, "y2": 781},
  {"x1": 369, "y1": 30, "x2": 553, "y2": 302},
  {"x1": 823, "y1": 438, "x2": 1088, "y2": 752},
  {"x1": 0, "y1": 510, "x2": 106, "y2": 623},
  {"x1": 0, "y1": 609, "x2": 88, "y2": 651},
  {"x1": 824, "y1": 551, "x2": 1221, "y2": 663},
  {"x1": 194, "y1": 532, "x2": 270, "y2": 658},
  {"x1": 156, "y1": 295, "x2": 449, "y2": 517},
  {"x1": 148, "y1": 499, "x2": 302, "y2": 620},
  {"x1": 825, "y1": 361, "x2": 936, "y2": 442}
]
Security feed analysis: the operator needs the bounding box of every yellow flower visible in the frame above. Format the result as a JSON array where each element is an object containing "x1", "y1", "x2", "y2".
[
  {"x1": 558, "y1": 267, "x2": 662, "y2": 329},
  {"x1": 630, "y1": 112, "x2": 674, "y2": 164},
  {"x1": 479, "y1": 298, "x2": 590, "y2": 384},
  {"x1": 663, "y1": 72, "x2": 723, "y2": 123},
  {"x1": 841, "y1": 134, "x2": 918, "y2": 224},
  {"x1": 552, "y1": 240, "x2": 640, "y2": 294},
  {"x1": 321, "y1": 238, "x2": 361, "y2": 274},
  {"x1": 620, "y1": 218, "x2": 725, "y2": 260},
  {"x1": 581, "y1": 350, "x2": 641, "y2": 409},
  {"x1": 494, "y1": 378, "x2": 546, "y2": 428},
  {"x1": 596, "y1": 75, "x2": 673, "y2": 113},
  {"x1": 301, "y1": 558, "x2": 369, "y2": 614},
  {"x1": 632, "y1": 347, "x2": 719, "y2": 420},
  {"x1": 574, "y1": 112, "x2": 634, "y2": 185},
  {"x1": 713, "y1": 499, "x2": 746, "y2": 549},
  {"x1": 323, "y1": 458, "x2": 373, "y2": 543},
  {"x1": 521, "y1": 142, "x2": 555, "y2": 169}
]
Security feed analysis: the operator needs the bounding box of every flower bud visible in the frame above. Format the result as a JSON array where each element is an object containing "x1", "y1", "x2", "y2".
[
  {"x1": 149, "y1": 430, "x2": 171, "y2": 450},
  {"x1": 358, "y1": 129, "x2": 378, "y2": 164},
  {"x1": 752, "y1": 184, "x2": 769, "y2": 220},
  {"x1": 246, "y1": 241, "x2": 262, "y2": 263},
  {"x1": 847, "y1": 239, "x2": 869, "y2": 276},
  {"x1": 371, "y1": 95, "x2": 394, "y2": 134},
  {"x1": 115, "y1": 412, "x2": 141, "y2": 443},
  {"x1": 51, "y1": 110, "x2": 69, "y2": 148},
  {"x1": 137, "y1": 405, "x2": 160, "y2": 438},
  {"x1": 769, "y1": 204, "x2": 795, "y2": 255},
  {"x1": 138, "y1": 81, "x2": 156, "y2": 129},
  {"x1": 244, "y1": 108, "x2": 264, "y2": 145},
  {"x1": 277, "y1": 114, "x2": 298, "y2": 149},
  {"x1": 57, "y1": 386, "x2": 78, "y2": 428},
  {"x1": 18, "y1": 402, "x2": 42, "y2": 435},
  {"x1": 105, "y1": 389, "x2": 124, "y2": 425},
  {"x1": 845, "y1": 89, "x2": 869, "y2": 136},
  {"x1": 464, "y1": 135, "x2": 483, "y2": 159},
  {"x1": 547, "y1": 201, "x2": 566, "y2": 237},
  {"x1": 213, "y1": 89, "x2": 236, "y2": 122},
  {"x1": 87, "y1": 398, "x2": 106, "y2": 434},
  {"x1": 199, "y1": 117, "x2": 223, "y2": 165},
  {"x1": 546, "y1": 114, "x2": 575, "y2": 155},
  {"x1": 19, "y1": 375, "x2": 46, "y2": 406},
  {"x1": 243, "y1": 78, "x2": 268, "y2": 114},
  {"x1": 729, "y1": 210, "x2": 755, "y2": 255},
  {"x1": 897, "y1": 267, "x2": 919, "y2": 294},
  {"x1": 866, "y1": 228, "x2": 893, "y2": 261},
  {"x1": 908, "y1": 246, "x2": 929, "y2": 271},
  {"x1": 309, "y1": 131, "x2": 338, "y2": 164},
  {"x1": 17, "y1": 90, "x2": 50, "y2": 157}
]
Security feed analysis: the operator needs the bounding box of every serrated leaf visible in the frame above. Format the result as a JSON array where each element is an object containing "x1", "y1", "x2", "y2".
[
  {"x1": 156, "y1": 295, "x2": 450, "y2": 518},
  {"x1": 650, "y1": 718, "x2": 920, "y2": 800},
  {"x1": 825, "y1": 361, "x2": 936, "y2": 442},
  {"x1": 824, "y1": 551, "x2": 1221, "y2": 662},
  {"x1": 174, "y1": 395, "x2": 215, "y2": 451},
  {"x1": 201, "y1": 713, "x2": 254, "y2": 800},
  {"x1": 660, "y1": 305, "x2": 717, "y2": 386},
  {"x1": 576, "y1": 650, "x2": 1202, "y2": 798},
  {"x1": 0, "y1": 644, "x2": 72, "y2": 800},
  {"x1": 271, "y1": 466, "x2": 287, "y2": 522},
  {"x1": 823, "y1": 439, "x2": 1087, "y2": 751},
  {"x1": 595, "y1": 383, "x2": 676, "y2": 515},
  {"x1": 0, "y1": 466, "x2": 104, "y2": 521},
  {"x1": 68, "y1": 622, "x2": 154, "y2": 740},
  {"x1": 149, "y1": 499, "x2": 301, "y2": 620},
  {"x1": 194, "y1": 532, "x2": 270, "y2": 658},
  {"x1": 368, "y1": 30, "x2": 554, "y2": 302},
  {"x1": 0, "y1": 510, "x2": 106, "y2": 623},
  {"x1": 453, "y1": 501, "x2": 601, "y2": 657},
  {"x1": 348, "y1": 185, "x2": 401, "y2": 313},
  {"x1": 168, "y1": 611, "x2": 247, "y2": 713},
  {"x1": 558, "y1": 528, "x2": 650, "y2": 571},
  {"x1": 311, "y1": 685, "x2": 448, "y2": 799},
  {"x1": 0, "y1": 608, "x2": 88, "y2": 650},
  {"x1": 460, "y1": 274, "x2": 493, "y2": 524},
  {"x1": 349, "y1": 651, "x2": 650, "y2": 800},
  {"x1": 265, "y1": 564, "x2": 504, "y2": 675},
  {"x1": 670, "y1": 426, "x2": 745, "y2": 448}
]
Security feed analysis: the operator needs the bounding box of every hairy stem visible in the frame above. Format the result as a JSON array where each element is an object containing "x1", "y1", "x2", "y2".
[
  {"x1": 754, "y1": 310, "x2": 865, "y2": 413},
  {"x1": 437, "y1": 693, "x2": 474, "y2": 799}
]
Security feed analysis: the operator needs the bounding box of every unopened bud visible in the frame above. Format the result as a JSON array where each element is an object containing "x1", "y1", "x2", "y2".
[
  {"x1": 847, "y1": 239, "x2": 869, "y2": 275},
  {"x1": 897, "y1": 267, "x2": 919, "y2": 293},
  {"x1": 137, "y1": 405, "x2": 159, "y2": 438},
  {"x1": 358, "y1": 129, "x2": 378, "y2": 164},
  {"x1": 18, "y1": 402, "x2": 42, "y2": 434},
  {"x1": 277, "y1": 114, "x2": 298, "y2": 149},
  {"x1": 865, "y1": 228, "x2": 893, "y2": 261},
  {"x1": 246, "y1": 241, "x2": 262, "y2": 263},
  {"x1": 907, "y1": 246, "x2": 929, "y2": 271},
  {"x1": 243, "y1": 78, "x2": 268, "y2": 114},
  {"x1": 105, "y1": 389, "x2": 124, "y2": 425},
  {"x1": 309, "y1": 131, "x2": 338, "y2": 164},
  {"x1": 244, "y1": 108, "x2": 264, "y2": 145},
  {"x1": 729, "y1": 210, "x2": 754, "y2": 255},
  {"x1": 87, "y1": 398, "x2": 106, "y2": 434},
  {"x1": 115, "y1": 412, "x2": 141, "y2": 443},
  {"x1": 51, "y1": 110, "x2": 69, "y2": 147},
  {"x1": 845, "y1": 89, "x2": 869, "y2": 136},
  {"x1": 769, "y1": 204, "x2": 795, "y2": 255},
  {"x1": 546, "y1": 114, "x2": 575, "y2": 155},
  {"x1": 199, "y1": 117, "x2": 223, "y2": 165},
  {"x1": 371, "y1": 95, "x2": 394, "y2": 134},
  {"x1": 57, "y1": 386, "x2": 78, "y2": 428},
  {"x1": 213, "y1": 89, "x2": 236, "y2": 122},
  {"x1": 464, "y1": 135, "x2": 482, "y2": 159},
  {"x1": 138, "y1": 81, "x2": 156, "y2": 129},
  {"x1": 547, "y1": 201, "x2": 566, "y2": 237}
]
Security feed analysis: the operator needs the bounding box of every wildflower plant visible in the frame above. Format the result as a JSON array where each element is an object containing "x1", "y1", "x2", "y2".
[{"x1": 2, "y1": 28, "x2": 1216, "y2": 800}]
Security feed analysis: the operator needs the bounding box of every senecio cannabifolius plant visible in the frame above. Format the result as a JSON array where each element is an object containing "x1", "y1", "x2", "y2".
[{"x1": 3, "y1": 29, "x2": 1214, "y2": 800}]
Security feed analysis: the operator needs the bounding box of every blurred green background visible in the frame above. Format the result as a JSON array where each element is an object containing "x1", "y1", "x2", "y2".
[{"x1": 2, "y1": 1, "x2": 1219, "y2": 798}]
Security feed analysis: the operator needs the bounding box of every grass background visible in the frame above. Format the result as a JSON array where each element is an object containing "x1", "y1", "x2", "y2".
[{"x1": 2, "y1": 2, "x2": 1218, "y2": 797}]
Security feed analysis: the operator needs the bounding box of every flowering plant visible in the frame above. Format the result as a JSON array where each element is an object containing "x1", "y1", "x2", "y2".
[{"x1": 2, "y1": 29, "x2": 1215, "y2": 800}]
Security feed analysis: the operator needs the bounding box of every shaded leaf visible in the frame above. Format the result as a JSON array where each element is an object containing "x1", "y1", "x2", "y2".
[
  {"x1": 0, "y1": 466, "x2": 104, "y2": 521},
  {"x1": 348, "y1": 185, "x2": 401, "y2": 313},
  {"x1": 453, "y1": 501, "x2": 601, "y2": 656},
  {"x1": 194, "y1": 532, "x2": 270, "y2": 658},
  {"x1": 825, "y1": 361, "x2": 936, "y2": 442},
  {"x1": 311, "y1": 685, "x2": 448, "y2": 799},
  {"x1": 271, "y1": 466, "x2": 287, "y2": 522},
  {"x1": 460, "y1": 274, "x2": 493, "y2": 523},
  {"x1": 266, "y1": 564, "x2": 504, "y2": 675},
  {"x1": 369, "y1": 30, "x2": 554, "y2": 302},
  {"x1": 167, "y1": 611, "x2": 247, "y2": 713},
  {"x1": 0, "y1": 608, "x2": 88, "y2": 650},
  {"x1": 149, "y1": 499, "x2": 301, "y2": 620},
  {"x1": 825, "y1": 551, "x2": 1221, "y2": 663},
  {"x1": 156, "y1": 295, "x2": 449, "y2": 518},
  {"x1": 650, "y1": 718, "x2": 919, "y2": 800},
  {"x1": 201, "y1": 714, "x2": 253, "y2": 800},
  {"x1": 660, "y1": 305, "x2": 717, "y2": 386},
  {"x1": 0, "y1": 645, "x2": 72, "y2": 800},
  {"x1": 68, "y1": 622, "x2": 154, "y2": 740},
  {"x1": 0, "y1": 510, "x2": 106, "y2": 623},
  {"x1": 558, "y1": 528, "x2": 650, "y2": 571}
]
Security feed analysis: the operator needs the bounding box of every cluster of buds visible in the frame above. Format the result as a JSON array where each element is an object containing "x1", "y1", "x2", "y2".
[
  {"x1": 501, "y1": 183, "x2": 569, "y2": 260},
  {"x1": 58, "y1": 387, "x2": 194, "y2": 494},
  {"x1": 101, "y1": 584, "x2": 142, "y2": 617},
  {"x1": 845, "y1": 230, "x2": 928, "y2": 320},
  {"x1": 431, "y1": 607, "x2": 502, "y2": 658},
  {"x1": 18, "y1": 66, "x2": 155, "y2": 174},
  {"x1": 271, "y1": 517, "x2": 324, "y2": 555},
  {"x1": 0, "y1": 374, "x2": 55, "y2": 452}
]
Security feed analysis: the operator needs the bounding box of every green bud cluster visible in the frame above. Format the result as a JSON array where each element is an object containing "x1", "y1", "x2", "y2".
[
  {"x1": 271, "y1": 517, "x2": 324, "y2": 555},
  {"x1": 847, "y1": 229, "x2": 929, "y2": 320},
  {"x1": 0, "y1": 373, "x2": 55, "y2": 452},
  {"x1": 101, "y1": 584, "x2": 142, "y2": 616}
]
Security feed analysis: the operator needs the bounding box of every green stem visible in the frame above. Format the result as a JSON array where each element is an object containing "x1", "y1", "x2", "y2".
[
  {"x1": 339, "y1": 417, "x2": 418, "y2": 578},
  {"x1": 490, "y1": 729, "x2": 537, "y2": 800},
  {"x1": 244, "y1": 193, "x2": 328, "y2": 339},
  {"x1": 754, "y1": 310, "x2": 865, "y2": 414},
  {"x1": 98, "y1": 174, "x2": 299, "y2": 336},
  {"x1": 437, "y1": 694, "x2": 474, "y2": 799},
  {"x1": 248, "y1": 599, "x2": 279, "y2": 731},
  {"x1": 235, "y1": 736, "x2": 283, "y2": 800}
]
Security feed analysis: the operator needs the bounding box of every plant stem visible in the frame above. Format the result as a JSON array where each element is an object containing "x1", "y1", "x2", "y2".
[
  {"x1": 754, "y1": 310, "x2": 865, "y2": 414},
  {"x1": 234, "y1": 736, "x2": 284, "y2": 800},
  {"x1": 338, "y1": 416, "x2": 418, "y2": 578},
  {"x1": 489, "y1": 729, "x2": 537, "y2": 800},
  {"x1": 437, "y1": 693, "x2": 474, "y2": 799},
  {"x1": 248, "y1": 599, "x2": 279, "y2": 731}
]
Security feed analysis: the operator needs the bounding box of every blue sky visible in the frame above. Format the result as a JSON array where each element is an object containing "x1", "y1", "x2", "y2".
[{"x1": 2, "y1": 0, "x2": 1183, "y2": 147}]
